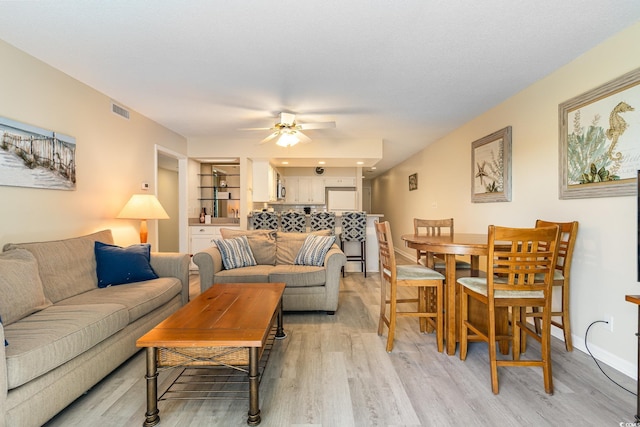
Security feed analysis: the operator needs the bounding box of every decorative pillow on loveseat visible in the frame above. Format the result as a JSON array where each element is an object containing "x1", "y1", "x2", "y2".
[
  {"x1": 294, "y1": 234, "x2": 336, "y2": 266},
  {"x1": 95, "y1": 241, "x2": 158, "y2": 287},
  {"x1": 0, "y1": 248, "x2": 52, "y2": 327},
  {"x1": 220, "y1": 228, "x2": 276, "y2": 265},
  {"x1": 214, "y1": 236, "x2": 257, "y2": 270}
]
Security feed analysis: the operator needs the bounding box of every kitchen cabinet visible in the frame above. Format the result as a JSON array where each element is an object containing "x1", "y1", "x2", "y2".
[
  {"x1": 324, "y1": 177, "x2": 357, "y2": 187},
  {"x1": 189, "y1": 225, "x2": 239, "y2": 269},
  {"x1": 252, "y1": 160, "x2": 277, "y2": 202},
  {"x1": 283, "y1": 176, "x2": 325, "y2": 204}
]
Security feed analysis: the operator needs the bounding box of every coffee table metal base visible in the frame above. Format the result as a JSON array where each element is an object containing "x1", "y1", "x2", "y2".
[{"x1": 142, "y1": 309, "x2": 285, "y2": 426}]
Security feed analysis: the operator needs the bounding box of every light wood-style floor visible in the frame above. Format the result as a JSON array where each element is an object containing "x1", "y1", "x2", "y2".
[{"x1": 44, "y1": 269, "x2": 636, "y2": 426}]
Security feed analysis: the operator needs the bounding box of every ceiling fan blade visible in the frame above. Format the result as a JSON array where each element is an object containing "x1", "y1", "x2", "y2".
[
  {"x1": 259, "y1": 132, "x2": 279, "y2": 144},
  {"x1": 280, "y1": 112, "x2": 296, "y2": 126},
  {"x1": 297, "y1": 131, "x2": 312, "y2": 143},
  {"x1": 297, "y1": 121, "x2": 336, "y2": 130},
  {"x1": 238, "y1": 127, "x2": 274, "y2": 131}
]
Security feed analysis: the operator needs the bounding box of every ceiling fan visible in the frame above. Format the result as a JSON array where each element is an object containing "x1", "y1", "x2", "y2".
[{"x1": 242, "y1": 112, "x2": 336, "y2": 147}]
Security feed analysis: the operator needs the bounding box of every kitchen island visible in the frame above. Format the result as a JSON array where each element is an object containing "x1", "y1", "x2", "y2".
[{"x1": 247, "y1": 212, "x2": 383, "y2": 273}]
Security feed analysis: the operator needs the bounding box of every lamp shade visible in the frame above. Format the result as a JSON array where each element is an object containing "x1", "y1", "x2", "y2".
[{"x1": 117, "y1": 194, "x2": 169, "y2": 220}]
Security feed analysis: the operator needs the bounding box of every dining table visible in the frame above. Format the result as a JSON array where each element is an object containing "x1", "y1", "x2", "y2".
[{"x1": 401, "y1": 232, "x2": 507, "y2": 355}]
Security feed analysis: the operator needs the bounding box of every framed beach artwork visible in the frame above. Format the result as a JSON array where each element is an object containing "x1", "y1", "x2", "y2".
[
  {"x1": 0, "y1": 117, "x2": 76, "y2": 190},
  {"x1": 471, "y1": 126, "x2": 512, "y2": 203},
  {"x1": 559, "y1": 67, "x2": 640, "y2": 199}
]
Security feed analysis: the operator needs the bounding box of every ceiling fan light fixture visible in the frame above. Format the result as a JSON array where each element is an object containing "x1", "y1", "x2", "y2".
[{"x1": 276, "y1": 131, "x2": 300, "y2": 147}]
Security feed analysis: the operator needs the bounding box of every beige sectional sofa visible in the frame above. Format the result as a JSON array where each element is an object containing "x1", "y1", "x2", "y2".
[
  {"x1": 194, "y1": 228, "x2": 346, "y2": 314},
  {"x1": 0, "y1": 230, "x2": 190, "y2": 427}
]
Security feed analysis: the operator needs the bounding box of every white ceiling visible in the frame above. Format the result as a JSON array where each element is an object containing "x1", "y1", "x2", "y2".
[{"x1": 1, "y1": 1, "x2": 639, "y2": 177}]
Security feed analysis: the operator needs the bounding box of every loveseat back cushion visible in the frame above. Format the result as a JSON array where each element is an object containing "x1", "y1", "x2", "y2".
[
  {"x1": 0, "y1": 249, "x2": 52, "y2": 325},
  {"x1": 276, "y1": 230, "x2": 332, "y2": 265},
  {"x1": 3, "y1": 229, "x2": 114, "y2": 303},
  {"x1": 268, "y1": 265, "x2": 326, "y2": 287},
  {"x1": 220, "y1": 228, "x2": 276, "y2": 265},
  {"x1": 212, "y1": 265, "x2": 273, "y2": 284},
  {"x1": 56, "y1": 277, "x2": 182, "y2": 323},
  {"x1": 3, "y1": 303, "x2": 128, "y2": 389}
]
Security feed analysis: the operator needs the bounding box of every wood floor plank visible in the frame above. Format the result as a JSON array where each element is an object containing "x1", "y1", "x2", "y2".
[{"x1": 44, "y1": 270, "x2": 637, "y2": 426}]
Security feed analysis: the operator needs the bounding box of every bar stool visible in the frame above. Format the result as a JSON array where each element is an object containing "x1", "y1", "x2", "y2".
[
  {"x1": 252, "y1": 211, "x2": 279, "y2": 230},
  {"x1": 280, "y1": 211, "x2": 307, "y2": 232},
  {"x1": 340, "y1": 211, "x2": 367, "y2": 277},
  {"x1": 310, "y1": 211, "x2": 336, "y2": 234}
]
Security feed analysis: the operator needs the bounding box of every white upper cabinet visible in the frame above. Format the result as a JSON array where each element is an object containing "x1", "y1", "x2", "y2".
[
  {"x1": 252, "y1": 160, "x2": 277, "y2": 202},
  {"x1": 283, "y1": 176, "x2": 325, "y2": 204},
  {"x1": 324, "y1": 177, "x2": 357, "y2": 187}
]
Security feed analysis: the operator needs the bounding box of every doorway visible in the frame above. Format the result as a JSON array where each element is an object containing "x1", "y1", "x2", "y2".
[{"x1": 155, "y1": 146, "x2": 188, "y2": 253}]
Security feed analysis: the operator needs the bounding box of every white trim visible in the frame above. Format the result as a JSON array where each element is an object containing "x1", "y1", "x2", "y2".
[{"x1": 155, "y1": 145, "x2": 189, "y2": 254}]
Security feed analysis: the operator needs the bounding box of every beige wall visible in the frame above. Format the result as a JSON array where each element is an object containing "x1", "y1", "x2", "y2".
[
  {"x1": 0, "y1": 40, "x2": 187, "y2": 249},
  {"x1": 372, "y1": 22, "x2": 640, "y2": 377}
]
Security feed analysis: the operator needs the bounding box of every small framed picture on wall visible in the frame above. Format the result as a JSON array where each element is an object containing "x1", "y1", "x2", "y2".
[{"x1": 409, "y1": 173, "x2": 418, "y2": 191}]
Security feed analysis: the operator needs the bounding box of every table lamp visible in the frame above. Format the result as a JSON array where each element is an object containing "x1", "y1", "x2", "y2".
[{"x1": 117, "y1": 194, "x2": 169, "y2": 243}]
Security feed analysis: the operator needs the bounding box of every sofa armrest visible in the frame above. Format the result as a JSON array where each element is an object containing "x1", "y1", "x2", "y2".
[
  {"x1": 193, "y1": 246, "x2": 224, "y2": 293},
  {"x1": 323, "y1": 244, "x2": 347, "y2": 308},
  {"x1": 150, "y1": 252, "x2": 190, "y2": 305},
  {"x1": 0, "y1": 322, "x2": 7, "y2": 425}
]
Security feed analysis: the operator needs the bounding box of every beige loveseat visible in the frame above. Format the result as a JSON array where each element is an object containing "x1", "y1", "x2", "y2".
[
  {"x1": 193, "y1": 229, "x2": 346, "y2": 314},
  {"x1": 0, "y1": 230, "x2": 190, "y2": 427}
]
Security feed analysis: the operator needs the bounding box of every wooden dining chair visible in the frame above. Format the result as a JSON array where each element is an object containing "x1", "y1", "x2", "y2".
[
  {"x1": 375, "y1": 221, "x2": 445, "y2": 353},
  {"x1": 524, "y1": 219, "x2": 579, "y2": 351},
  {"x1": 458, "y1": 224, "x2": 560, "y2": 394},
  {"x1": 413, "y1": 218, "x2": 470, "y2": 270}
]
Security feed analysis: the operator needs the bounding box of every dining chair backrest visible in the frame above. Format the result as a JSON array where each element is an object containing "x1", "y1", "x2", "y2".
[
  {"x1": 375, "y1": 220, "x2": 396, "y2": 281},
  {"x1": 535, "y1": 219, "x2": 578, "y2": 277},
  {"x1": 281, "y1": 211, "x2": 307, "y2": 232},
  {"x1": 488, "y1": 225, "x2": 560, "y2": 296},
  {"x1": 413, "y1": 218, "x2": 454, "y2": 236},
  {"x1": 310, "y1": 212, "x2": 336, "y2": 233},
  {"x1": 341, "y1": 211, "x2": 367, "y2": 242},
  {"x1": 252, "y1": 211, "x2": 279, "y2": 230}
]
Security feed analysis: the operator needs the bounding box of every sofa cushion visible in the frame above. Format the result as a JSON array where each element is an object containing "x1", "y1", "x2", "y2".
[
  {"x1": 1, "y1": 315, "x2": 7, "y2": 346},
  {"x1": 0, "y1": 249, "x2": 52, "y2": 326},
  {"x1": 56, "y1": 277, "x2": 182, "y2": 323},
  {"x1": 268, "y1": 265, "x2": 326, "y2": 287},
  {"x1": 95, "y1": 241, "x2": 158, "y2": 287},
  {"x1": 214, "y1": 236, "x2": 257, "y2": 270},
  {"x1": 3, "y1": 229, "x2": 114, "y2": 303},
  {"x1": 220, "y1": 228, "x2": 276, "y2": 265},
  {"x1": 295, "y1": 235, "x2": 336, "y2": 266},
  {"x1": 213, "y1": 265, "x2": 273, "y2": 283},
  {"x1": 3, "y1": 303, "x2": 128, "y2": 389},
  {"x1": 276, "y1": 230, "x2": 332, "y2": 265}
]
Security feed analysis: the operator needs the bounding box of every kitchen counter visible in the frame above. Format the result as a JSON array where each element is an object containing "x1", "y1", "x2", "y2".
[{"x1": 189, "y1": 218, "x2": 240, "y2": 226}]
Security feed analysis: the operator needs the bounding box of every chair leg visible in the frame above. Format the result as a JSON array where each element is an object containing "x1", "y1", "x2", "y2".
[
  {"x1": 561, "y1": 283, "x2": 573, "y2": 351},
  {"x1": 378, "y1": 277, "x2": 387, "y2": 336},
  {"x1": 488, "y1": 303, "x2": 500, "y2": 394},
  {"x1": 386, "y1": 284, "x2": 397, "y2": 352},
  {"x1": 418, "y1": 287, "x2": 427, "y2": 333},
  {"x1": 362, "y1": 241, "x2": 367, "y2": 278},
  {"x1": 542, "y1": 308, "x2": 554, "y2": 394},
  {"x1": 460, "y1": 288, "x2": 469, "y2": 360},
  {"x1": 436, "y1": 282, "x2": 444, "y2": 353}
]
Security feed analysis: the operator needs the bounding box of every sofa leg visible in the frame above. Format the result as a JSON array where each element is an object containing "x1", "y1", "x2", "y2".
[{"x1": 326, "y1": 311, "x2": 335, "y2": 315}]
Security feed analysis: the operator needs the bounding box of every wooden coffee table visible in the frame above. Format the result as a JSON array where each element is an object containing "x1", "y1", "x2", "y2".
[{"x1": 136, "y1": 282, "x2": 286, "y2": 426}]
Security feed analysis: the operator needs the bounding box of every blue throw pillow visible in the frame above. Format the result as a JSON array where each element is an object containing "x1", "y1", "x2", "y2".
[
  {"x1": 1, "y1": 315, "x2": 6, "y2": 346},
  {"x1": 214, "y1": 236, "x2": 257, "y2": 270},
  {"x1": 294, "y1": 235, "x2": 336, "y2": 266},
  {"x1": 95, "y1": 241, "x2": 158, "y2": 288}
]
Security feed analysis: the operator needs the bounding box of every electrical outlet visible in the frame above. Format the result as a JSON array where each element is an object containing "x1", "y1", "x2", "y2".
[{"x1": 604, "y1": 314, "x2": 614, "y2": 332}]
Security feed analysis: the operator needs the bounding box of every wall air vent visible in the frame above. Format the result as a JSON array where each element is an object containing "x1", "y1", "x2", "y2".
[{"x1": 111, "y1": 102, "x2": 130, "y2": 120}]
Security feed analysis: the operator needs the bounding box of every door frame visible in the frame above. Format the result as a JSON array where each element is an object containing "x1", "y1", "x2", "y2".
[{"x1": 155, "y1": 145, "x2": 189, "y2": 254}]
